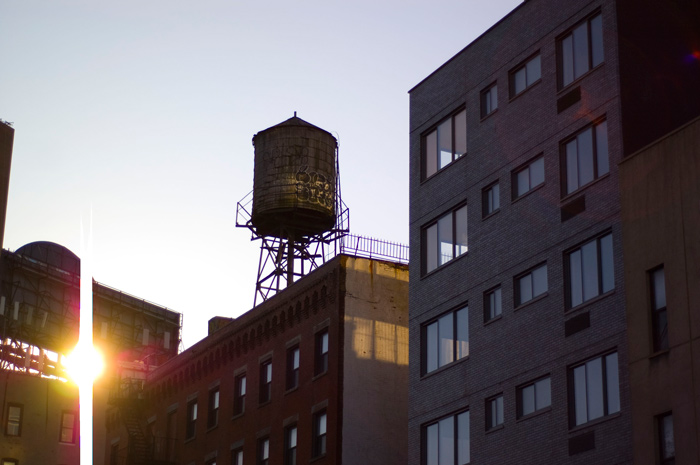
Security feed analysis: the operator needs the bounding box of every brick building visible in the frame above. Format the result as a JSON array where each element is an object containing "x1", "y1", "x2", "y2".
[
  {"x1": 408, "y1": 0, "x2": 700, "y2": 464},
  {"x1": 105, "y1": 254, "x2": 408, "y2": 465}
]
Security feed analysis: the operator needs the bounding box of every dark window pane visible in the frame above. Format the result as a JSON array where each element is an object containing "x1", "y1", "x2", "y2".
[
  {"x1": 514, "y1": 68, "x2": 526, "y2": 94},
  {"x1": 605, "y1": 353, "x2": 620, "y2": 414},
  {"x1": 536, "y1": 377, "x2": 551, "y2": 409},
  {"x1": 595, "y1": 121, "x2": 609, "y2": 175},
  {"x1": 438, "y1": 214, "x2": 453, "y2": 266},
  {"x1": 426, "y1": 131, "x2": 438, "y2": 177},
  {"x1": 427, "y1": 224, "x2": 438, "y2": 273},
  {"x1": 456, "y1": 307, "x2": 469, "y2": 360},
  {"x1": 572, "y1": 22, "x2": 589, "y2": 79},
  {"x1": 530, "y1": 157, "x2": 544, "y2": 187},
  {"x1": 454, "y1": 110, "x2": 467, "y2": 158},
  {"x1": 454, "y1": 206, "x2": 468, "y2": 257},
  {"x1": 427, "y1": 322, "x2": 438, "y2": 372},
  {"x1": 590, "y1": 14, "x2": 604, "y2": 67},
  {"x1": 438, "y1": 314, "x2": 454, "y2": 367},
  {"x1": 522, "y1": 385, "x2": 535, "y2": 416},
  {"x1": 527, "y1": 55, "x2": 541, "y2": 84},
  {"x1": 438, "y1": 120, "x2": 452, "y2": 170},
  {"x1": 532, "y1": 265, "x2": 547, "y2": 297}
]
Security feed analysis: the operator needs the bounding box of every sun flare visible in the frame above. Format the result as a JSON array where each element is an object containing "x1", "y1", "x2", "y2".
[{"x1": 65, "y1": 340, "x2": 104, "y2": 386}]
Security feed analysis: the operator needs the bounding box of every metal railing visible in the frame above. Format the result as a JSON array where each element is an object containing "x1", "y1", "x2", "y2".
[{"x1": 332, "y1": 234, "x2": 409, "y2": 264}]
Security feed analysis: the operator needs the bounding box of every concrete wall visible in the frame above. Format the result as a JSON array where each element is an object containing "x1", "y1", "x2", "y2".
[
  {"x1": 620, "y1": 116, "x2": 700, "y2": 464},
  {"x1": 341, "y1": 256, "x2": 409, "y2": 465}
]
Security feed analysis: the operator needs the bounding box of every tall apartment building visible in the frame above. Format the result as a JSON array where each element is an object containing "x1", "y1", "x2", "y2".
[
  {"x1": 105, "y1": 254, "x2": 408, "y2": 465},
  {"x1": 408, "y1": 1, "x2": 700, "y2": 464}
]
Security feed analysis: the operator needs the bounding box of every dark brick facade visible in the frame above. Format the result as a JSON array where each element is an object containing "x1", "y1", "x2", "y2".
[{"x1": 408, "y1": 0, "x2": 700, "y2": 463}]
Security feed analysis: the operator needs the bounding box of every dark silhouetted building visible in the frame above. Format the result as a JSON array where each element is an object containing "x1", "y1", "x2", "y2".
[
  {"x1": 0, "y1": 241, "x2": 181, "y2": 465},
  {"x1": 408, "y1": 0, "x2": 700, "y2": 463}
]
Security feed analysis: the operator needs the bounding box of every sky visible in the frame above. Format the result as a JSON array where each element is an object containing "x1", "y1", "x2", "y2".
[{"x1": 0, "y1": 0, "x2": 522, "y2": 350}]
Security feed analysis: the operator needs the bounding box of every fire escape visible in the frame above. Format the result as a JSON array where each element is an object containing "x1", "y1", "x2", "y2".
[{"x1": 108, "y1": 373, "x2": 177, "y2": 465}]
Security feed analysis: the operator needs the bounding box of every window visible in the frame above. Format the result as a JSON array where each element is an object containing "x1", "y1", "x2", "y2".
[
  {"x1": 424, "y1": 204, "x2": 468, "y2": 274},
  {"x1": 59, "y1": 411, "x2": 76, "y2": 443},
  {"x1": 315, "y1": 330, "x2": 329, "y2": 376},
  {"x1": 258, "y1": 437, "x2": 270, "y2": 465},
  {"x1": 286, "y1": 346, "x2": 300, "y2": 390},
  {"x1": 4, "y1": 404, "x2": 22, "y2": 436},
  {"x1": 515, "y1": 264, "x2": 548, "y2": 307},
  {"x1": 657, "y1": 412, "x2": 675, "y2": 465},
  {"x1": 260, "y1": 360, "x2": 272, "y2": 404},
  {"x1": 512, "y1": 156, "x2": 544, "y2": 199},
  {"x1": 424, "y1": 306, "x2": 469, "y2": 374},
  {"x1": 566, "y1": 233, "x2": 614, "y2": 308},
  {"x1": 562, "y1": 120, "x2": 609, "y2": 195},
  {"x1": 486, "y1": 395, "x2": 504, "y2": 430},
  {"x1": 313, "y1": 410, "x2": 327, "y2": 458},
  {"x1": 424, "y1": 109, "x2": 467, "y2": 179},
  {"x1": 484, "y1": 287, "x2": 502, "y2": 322},
  {"x1": 518, "y1": 377, "x2": 551, "y2": 418},
  {"x1": 207, "y1": 387, "x2": 219, "y2": 429},
  {"x1": 2, "y1": 460, "x2": 18, "y2": 465},
  {"x1": 424, "y1": 410, "x2": 470, "y2": 465},
  {"x1": 234, "y1": 373, "x2": 246, "y2": 415},
  {"x1": 570, "y1": 351, "x2": 620, "y2": 427},
  {"x1": 510, "y1": 54, "x2": 541, "y2": 97},
  {"x1": 559, "y1": 13, "x2": 603, "y2": 87},
  {"x1": 186, "y1": 399, "x2": 197, "y2": 439},
  {"x1": 285, "y1": 425, "x2": 298, "y2": 465},
  {"x1": 480, "y1": 83, "x2": 498, "y2": 118},
  {"x1": 231, "y1": 448, "x2": 243, "y2": 465},
  {"x1": 482, "y1": 183, "x2": 500, "y2": 217},
  {"x1": 650, "y1": 266, "x2": 668, "y2": 352}
]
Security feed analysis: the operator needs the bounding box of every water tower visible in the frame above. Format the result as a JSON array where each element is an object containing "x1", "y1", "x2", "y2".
[{"x1": 237, "y1": 114, "x2": 349, "y2": 304}]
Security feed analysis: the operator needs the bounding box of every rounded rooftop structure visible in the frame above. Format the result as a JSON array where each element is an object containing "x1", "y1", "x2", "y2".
[
  {"x1": 15, "y1": 241, "x2": 80, "y2": 275},
  {"x1": 251, "y1": 115, "x2": 337, "y2": 238}
]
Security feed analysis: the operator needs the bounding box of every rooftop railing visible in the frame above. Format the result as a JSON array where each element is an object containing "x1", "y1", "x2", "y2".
[{"x1": 331, "y1": 234, "x2": 408, "y2": 264}]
